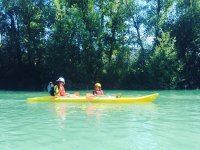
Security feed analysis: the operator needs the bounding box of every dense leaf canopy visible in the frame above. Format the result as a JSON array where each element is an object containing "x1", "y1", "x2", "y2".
[{"x1": 0, "y1": 0, "x2": 199, "y2": 90}]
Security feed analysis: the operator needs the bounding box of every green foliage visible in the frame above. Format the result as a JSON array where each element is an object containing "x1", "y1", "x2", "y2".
[
  {"x1": 148, "y1": 32, "x2": 181, "y2": 89},
  {"x1": 0, "y1": 0, "x2": 199, "y2": 90},
  {"x1": 172, "y1": 4, "x2": 200, "y2": 88}
]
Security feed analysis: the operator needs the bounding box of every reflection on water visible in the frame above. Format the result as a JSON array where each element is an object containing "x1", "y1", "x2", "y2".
[
  {"x1": 52, "y1": 103, "x2": 68, "y2": 120},
  {"x1": 50, "y1": 102, "x2": 157, "y2": 124}
]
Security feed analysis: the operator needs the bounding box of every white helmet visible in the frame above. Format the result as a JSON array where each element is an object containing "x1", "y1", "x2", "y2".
[{"x1": 57, "y1": 77, "x2": 65, "y2": 84}]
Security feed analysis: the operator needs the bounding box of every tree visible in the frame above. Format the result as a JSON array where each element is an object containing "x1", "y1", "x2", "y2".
[
  {"x1": 148, "y1": 32, "x2": 181, "y2": 89},
  {"x1": 172, "y1": 2, "x2": 200, "y2": 88}
]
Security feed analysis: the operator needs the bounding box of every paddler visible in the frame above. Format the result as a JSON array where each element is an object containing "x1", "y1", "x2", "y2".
[
  {"x1": 54, "y1": 77, "x2": 66, "y2": 96},
  {"x1": 93, "y1": 83, "x2": 104, "y2": 96}
]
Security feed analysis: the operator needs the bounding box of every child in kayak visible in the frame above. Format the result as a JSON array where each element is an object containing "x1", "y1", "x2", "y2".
[
  {"x1": 93, "y1": 83, "x2": 104, "y2": 96},
  {"x1": 54, "y1": 77, "x2": 66, "y2": 96}
]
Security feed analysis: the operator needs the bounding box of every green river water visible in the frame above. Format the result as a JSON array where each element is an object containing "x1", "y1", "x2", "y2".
[{"x1": 0, "y1": 90, "x2": 200, "y2": 150}]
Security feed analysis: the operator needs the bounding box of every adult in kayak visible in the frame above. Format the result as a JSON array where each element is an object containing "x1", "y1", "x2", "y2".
[
  {"x1": 54, "y1": 77, "x2": 66, "y2": 96},
  {"x1": 93, "y1": 83, "x2": 104, "y2": 96}
]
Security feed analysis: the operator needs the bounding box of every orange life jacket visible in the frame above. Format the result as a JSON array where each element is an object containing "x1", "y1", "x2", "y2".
[
  {"x1": 59, "y1": 84, "x2": 66, "y2": 96},
  {"x1": 54, "y1": 84, "x2": 66, "y2": 96}
]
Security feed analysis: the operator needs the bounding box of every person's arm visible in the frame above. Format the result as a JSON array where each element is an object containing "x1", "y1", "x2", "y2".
[
  {"x1": 93, "y1": 91, "x2": 96, "y2": 95},
  {"x1": 101, "y1": 90, "x2": 104, "y2": 95},
  {"x1": 61, "y1": 86, "x2": 66, "y2": 96}
]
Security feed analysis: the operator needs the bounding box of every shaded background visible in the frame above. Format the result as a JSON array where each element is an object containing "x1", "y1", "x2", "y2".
[{"x1": 0, "y1": 0, "x2": 200, "y2": 90}]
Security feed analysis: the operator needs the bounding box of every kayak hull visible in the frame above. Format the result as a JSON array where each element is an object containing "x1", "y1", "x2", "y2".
[{"x1": 27, "y1": 93, "x2": 159, "y2": 103}]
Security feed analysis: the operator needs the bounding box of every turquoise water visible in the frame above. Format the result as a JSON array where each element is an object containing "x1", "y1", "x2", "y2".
[{"x1": 0, "y1": 90, "x2": 200, "y2": 150}]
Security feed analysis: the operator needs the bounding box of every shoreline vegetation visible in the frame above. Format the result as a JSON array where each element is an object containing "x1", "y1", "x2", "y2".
[{"x1": 0, "y1": 0, "x2": 200, "y2": 91}]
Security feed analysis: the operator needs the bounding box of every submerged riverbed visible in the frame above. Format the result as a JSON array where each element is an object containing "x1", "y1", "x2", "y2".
[{"x1": 0, "y1": 90, "x2": 200, "y2": 150}]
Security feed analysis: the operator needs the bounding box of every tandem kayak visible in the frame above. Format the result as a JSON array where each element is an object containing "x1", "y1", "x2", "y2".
[{"x1": 26, "y1": 93, "x2": 159, "y2": 103}]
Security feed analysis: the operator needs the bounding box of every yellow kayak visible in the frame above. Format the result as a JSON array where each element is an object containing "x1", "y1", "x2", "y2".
[{"x1": 27, "y1": 93, "x2": 159, "y2": 103}]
